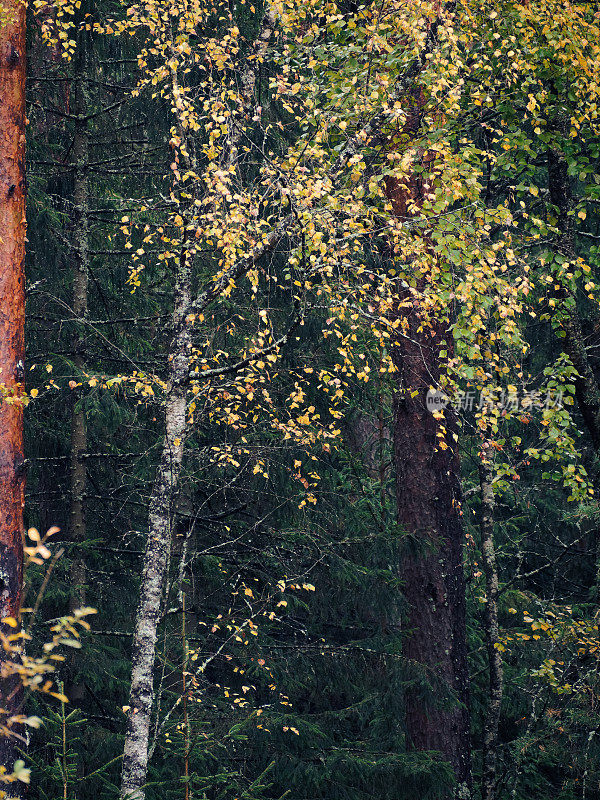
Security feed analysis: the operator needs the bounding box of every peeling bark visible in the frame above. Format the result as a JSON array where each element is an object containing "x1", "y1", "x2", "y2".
[
  {"x1": 120, "y1": 250, "x2": 191, "y2": 800},
  {"x1": 0, "y1": 0, "x2": 27, "y2": 785}
]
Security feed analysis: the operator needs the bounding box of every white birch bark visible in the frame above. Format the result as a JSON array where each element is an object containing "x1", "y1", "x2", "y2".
[{"x1": 120, "y1": 250, "x2": 191, "y2": 800}]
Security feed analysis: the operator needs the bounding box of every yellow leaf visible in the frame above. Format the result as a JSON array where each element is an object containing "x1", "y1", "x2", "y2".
[{"x1": 28, "y1": 528, "x2": 40, "y2": 542}]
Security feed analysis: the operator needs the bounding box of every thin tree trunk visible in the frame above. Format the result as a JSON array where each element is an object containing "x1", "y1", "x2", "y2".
[
  {"x1": 63, "y1": 48, "x2": 90, "y2": 711},
  {"x1": 120, "y1": 16, "x2": 278, "y2": 795},
  {"x1": 0, "y1": 0, "x2": 27, "y2": 785},
  {"x1": 68, "y1": 55, "x2": 90, "y2": 615},
  {"x1": 120, "y1": 249, "x2": 191, "y2": 800},
  {"x1": 479, "y1": 437, "x2": 502, "y2": 800}
]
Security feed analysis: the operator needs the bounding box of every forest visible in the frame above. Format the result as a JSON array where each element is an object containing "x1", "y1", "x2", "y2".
[{"x1": 1, "y1": 0, "x2": 600, "y2": 798}]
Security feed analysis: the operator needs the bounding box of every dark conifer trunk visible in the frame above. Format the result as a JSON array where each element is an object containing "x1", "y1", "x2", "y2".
[
  {"x1": 385, "y1": 81, "x2": 471, "y2": 799},
  {"x1": 68, "y1": 47, "x2": 90, "y2": 616},
  {"x1": 0, "y1": 0, "x2": 27, "y2": 784},
  {"x1": 391, "y1": 307, "x2": 471, "y2": 797},
  {"x1": 547, "y1": 139, "x2": 600, "y2": 596},
  {"x1": 64, "y1": 43, "x2": 90, "y2": 710}
]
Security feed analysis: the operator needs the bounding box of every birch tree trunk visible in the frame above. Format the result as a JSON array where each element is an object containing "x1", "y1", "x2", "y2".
[
  {"x1": 120, "y1": 14, "x2": 278, "y2": 795},
  {"x1": 120, "y1": 250, "x2": 191, "y2": 800},
  {"x1": 0, "y1": 0, "x2": 27, "y2": 786}
]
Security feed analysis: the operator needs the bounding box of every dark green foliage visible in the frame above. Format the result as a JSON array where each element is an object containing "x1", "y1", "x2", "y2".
[{"x1": 19, "y1": 1, "x2": 600, "y2": 799}]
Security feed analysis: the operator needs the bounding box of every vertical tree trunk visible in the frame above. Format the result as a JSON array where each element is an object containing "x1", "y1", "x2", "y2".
[
  {"x1": 225, "y1": 5, "x2": 276, "y2": 171},
  {"x1": 386, "y1": 86, "x2": 471, "y2": 798},
  {"x1": 120, "y1": 17, "x2": 277, "y2": 794},
  {"x1": 120, "y1": 251, "x2": 191, "y2": 800},
  {"x1": 0, "y1": 0, "x2": 27, "y2": 783},
  {"x1": 391, "y1": 308, "x2": 471, "y2": 797},
  {"x1": 68, "y1": 55, "x2": 90, "y2": 615},
  {"x1": 479, "y1": 438, "x2": 502, "y2": 800},
  {"x1": 63, "y1": 48, "x2": 90, "y2": 711}
]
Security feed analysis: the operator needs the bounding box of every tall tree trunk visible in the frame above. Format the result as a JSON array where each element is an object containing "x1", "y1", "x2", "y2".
[
  {"x1": 479, "y1": 437, "x2": 502, "y2": 800},
  {"x1": 64, "y1": 48, "x2": 90, "y2": 710},
  {"x1": 386, "y1": 88, "x2": 471, "y2": 799},
  {"x1": 391, "y1": 308, "x2": 471, "y2": 797},
  {"x1": 225, "y1": 5, "x2": 276, "y2": 172},
  {"x1": 68, "y1": 55, "x2": 89, "y2": 615},
  {"x1": 0, "y1": 0, "x2": 27, "y2": 784},
  {"x1": 120, "y1": 250, "x2": 191, "y2": 800},
  {"x1": 120, "y1": 17, "x2": 278, "y2": 795}
]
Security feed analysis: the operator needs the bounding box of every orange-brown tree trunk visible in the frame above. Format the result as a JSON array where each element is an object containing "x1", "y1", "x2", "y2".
[{"x1": 0, "y1": 0, "x2": 27, "y2": 782}]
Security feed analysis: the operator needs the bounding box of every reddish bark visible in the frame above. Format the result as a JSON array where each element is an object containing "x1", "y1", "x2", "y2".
[
  {"x1": 0, "y1": 0, "x2": 27, "y2": 779},
  {"x1": 386, "y1": 83, "x2": 471, "y2": 796}
]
